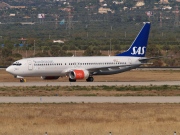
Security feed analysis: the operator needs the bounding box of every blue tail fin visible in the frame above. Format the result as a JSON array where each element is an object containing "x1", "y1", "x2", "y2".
[{"x1": 116, "y1": 22, "x2": 151, "y2": 57}]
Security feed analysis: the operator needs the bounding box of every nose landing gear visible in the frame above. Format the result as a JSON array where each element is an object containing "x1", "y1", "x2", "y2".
[{"x1": 20, "y1": 78, "x2": 26, "y2": 83}]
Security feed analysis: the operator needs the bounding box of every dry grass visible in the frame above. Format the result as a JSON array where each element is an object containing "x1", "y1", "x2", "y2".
[
  {"x1": 1, "y1": 85, "x2": 180, "y2": 96},
  {"x1": 0, "y1": 104, "x2": 179, "y2": 135},
  {"x1": 1, "y1": 70, "x2": 180, "y2": 135}
]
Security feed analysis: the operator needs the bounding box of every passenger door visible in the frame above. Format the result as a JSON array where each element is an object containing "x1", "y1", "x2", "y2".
[{"x1": 28, "y1": 60, "x2": 33, "y2": 70}]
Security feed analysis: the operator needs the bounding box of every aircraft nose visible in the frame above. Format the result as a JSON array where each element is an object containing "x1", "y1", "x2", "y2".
[
  {"x1": 6, "y1": 66, "x2": 13, "y2": 74},
  {"x1": 6, "y1": 66, "x2": 10, "y2": 72}
]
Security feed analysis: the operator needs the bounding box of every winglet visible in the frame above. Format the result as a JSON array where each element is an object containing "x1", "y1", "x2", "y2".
[{"x1": 116, "y1": 22, "x2": 151, "y2": 57}]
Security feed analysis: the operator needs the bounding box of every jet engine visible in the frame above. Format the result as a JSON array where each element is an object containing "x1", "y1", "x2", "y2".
[
  {"x1": 41, "y1": 76, "x2": 59, "y2": 80},
  {"x1": 69, "y1": 70, "x2": 89, "y2": 80}
]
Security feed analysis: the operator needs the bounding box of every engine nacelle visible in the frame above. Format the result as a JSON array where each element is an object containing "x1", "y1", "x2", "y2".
[
  {"x1": 69, "y1": 70, "x2": 89, "y2": 80},
  {"x1": 41, "y1": 76, "x2": 59, "y2": 80}
]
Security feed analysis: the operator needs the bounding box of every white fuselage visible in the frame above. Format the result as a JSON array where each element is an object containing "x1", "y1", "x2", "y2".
[{"x1": 6, "y1": 56, "x2": 143, "y2": 78}]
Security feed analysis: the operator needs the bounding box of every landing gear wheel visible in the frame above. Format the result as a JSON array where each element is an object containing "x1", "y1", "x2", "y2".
[
  {"x1": 20, "y1": 78, "x2": 26, "y2": 83},
  {"x1": 69, "y1": 78, "x2": 76, "y2": 82},
  {"x1": 86, "y1": 77, "x2": 94, "y2": 82}
]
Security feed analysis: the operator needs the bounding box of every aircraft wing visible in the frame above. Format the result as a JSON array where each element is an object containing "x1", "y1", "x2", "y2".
[
  {"x1": 64, "y1": 64, "x2": 132, "y2": 74},
  {"x1": 86, "y1": 64, "x2": 133, "y2": 74}
]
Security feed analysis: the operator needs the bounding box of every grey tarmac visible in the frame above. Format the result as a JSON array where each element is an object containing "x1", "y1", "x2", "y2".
[
  {"x1": 0, "y1": 96, "x2": 180, "y2": 103},
  {"x1": 0, "y1": 81, "x2": 180, "y2": 86}
]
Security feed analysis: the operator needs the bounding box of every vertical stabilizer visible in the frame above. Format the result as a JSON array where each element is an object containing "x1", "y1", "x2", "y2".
[{"x1": 116, "y1": 22, "x2": 151, "y2": 57}]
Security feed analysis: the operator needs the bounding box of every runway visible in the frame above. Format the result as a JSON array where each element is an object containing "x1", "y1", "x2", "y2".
[
  {"x1": 0, "y1": 81, "x2": 179, "y2": 104},
  {"x1": 0, "y1": 96, "x2": 180, "y2": 103},
  {"x1": 0, "y1": 81, "x2": 180, "y2": 86}
]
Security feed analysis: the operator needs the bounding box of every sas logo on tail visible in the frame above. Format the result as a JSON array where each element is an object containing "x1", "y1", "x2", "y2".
[{"x1": 131, "y1": 46, "x2": 146, "y2": 55}]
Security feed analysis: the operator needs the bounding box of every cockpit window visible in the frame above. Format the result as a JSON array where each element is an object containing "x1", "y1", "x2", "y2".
[{"x1": 12, "y1": 63, "x2": 22, "y2": 66}]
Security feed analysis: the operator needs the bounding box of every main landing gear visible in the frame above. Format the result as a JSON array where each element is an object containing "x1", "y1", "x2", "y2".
[
  {"x1": 86, "y1": 76, "x2": 94, "y2": 82},
  {"x1": 20, "y1": 78, "x2": 26, "y2": 83},
  {"x1": 68, "y1": 76, "x2": 94, "y2": 82}
]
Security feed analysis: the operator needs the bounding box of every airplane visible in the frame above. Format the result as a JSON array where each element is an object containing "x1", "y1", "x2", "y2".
[{"x1": 6, "y1": 22, "x2": 152, "y2": 82}]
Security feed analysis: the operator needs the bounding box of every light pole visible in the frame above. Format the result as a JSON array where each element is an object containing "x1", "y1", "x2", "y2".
[
  {"x1": 109, "y1": 38, "x2": 111, "y2": 56},
  {"x1": 34, "y1": 40, "x2": 35, "y2": 56}
]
